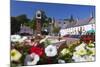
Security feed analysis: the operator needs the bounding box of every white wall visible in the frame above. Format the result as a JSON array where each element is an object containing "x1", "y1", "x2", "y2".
[{"x1": 60, "y1": 24, "x2": 95, "y2": 36}]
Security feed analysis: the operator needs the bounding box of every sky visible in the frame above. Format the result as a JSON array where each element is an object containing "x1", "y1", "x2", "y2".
[{"x1": 11, "y1": 0, "x2": 95, "y2": 20}]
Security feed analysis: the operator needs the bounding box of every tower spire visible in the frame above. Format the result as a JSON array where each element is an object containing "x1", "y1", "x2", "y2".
[{"x1": 90, "y1": 11, "x2": 94, "y2": 18}]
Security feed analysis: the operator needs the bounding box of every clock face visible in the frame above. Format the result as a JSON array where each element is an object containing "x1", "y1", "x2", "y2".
[
  {"x1": 37, "y1": 14, "x2": 41, "y2": 17},
  {"x1": 36, "y1": 13, "x2": 41, "y2": 19},
  {"x1": 36, "y1": 10, "x2": 42, "y2": 19}
]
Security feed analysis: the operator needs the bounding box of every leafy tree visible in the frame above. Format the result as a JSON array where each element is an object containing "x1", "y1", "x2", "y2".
[
  {"x1": 52, "y1": 26, "x2": 60, "y2": 35},
  {"x1": 11, "y1": 14, "x2": 31, "y2": 34},
  {"x1": 11, "y1": 17, "x2": 21, "y2": 34},
  {"x1": 16, "y1": 14, "x2": 30, "y2": 24},
  {"x1": 30, "y1": 19, "x2": 36, "y2": 30}
]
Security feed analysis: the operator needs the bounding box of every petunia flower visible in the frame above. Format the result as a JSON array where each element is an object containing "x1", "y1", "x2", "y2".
[
  {"x1": 86, "y1": 47, "x2": 96, "y2": 56},
  {"x1": 29, "y1": 46, "x2": 44, "y2": 57},
  {"x1": 72, "y1": 54, "x2": 81, "y2": 62},
  {"x1": 11, "y1": 35, "x2": 21, "y2": 42},
  {"x1": 72, "y1": 55, "x2": 88, "y2": 62},
  {"x1": 76, "y1": 48, "x2": 87, "y2": 56},
  {"x1": 88, "y1": 43, "x2": 95, "y2": 47},
  {"x1": 86, "y1": 55, "x2": 95, "y2": 62},
  {"x1": 24, "y1": 53, "x2": 40, "y2": 65},
  {"x1": 75, "y1": 42, "x2": 86, "y2": 51},
  {"x1": 45, "y1": 45, "x2": 57, "y2": 57},
  {"x1": 72, "y1": 55, "x2": 95, "y2": 62},
  {"x1": 18, "y1": 36, "x2": 28, "y2": 43},
  {"x1": 11, "y1": 49, "x2": 22, "y2": 62},
  {"x1": 89, "y1": 48, "x2": 95, "y2": 56}
]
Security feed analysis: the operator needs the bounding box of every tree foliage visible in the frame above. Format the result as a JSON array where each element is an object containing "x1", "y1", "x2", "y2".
[
  {"x1": 11, "y1": 17, "x2": 21, "y2": 34},
  {"x1": 52, "y1": 26, "x2": 60, "y2": 35}
]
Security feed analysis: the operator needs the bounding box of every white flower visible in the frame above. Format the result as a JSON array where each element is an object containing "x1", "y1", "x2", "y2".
[
  {"x1": 75, "y1": 42, "x2": 86, "y2": 51},
  {"x1": 86, "y1": 44, "x2": 95, "y2": 50},
  {"x1": 86, "y1": 56, "x2": 95, "y2": 62},
  {"x1": 72, "y1": 52, "x2": 83, "y2": 62},
  {"x1": 11, "y1": 35, "x2": 21, "y2": 42},
  {"x1": 45, "y1": 45, "x2": 57, "y2": 57},
  {"x1": 11, "y1": 49, "x2": 22, "y2": 61},
  {"x1": 72, "y1": 42, "x2": 96, "y2": 62},
  {"x1": 72, "y1": 55, "x2": 87, "y2": 62},
  {"x1": 90, "y1": 48, "x2": 96, "y2": 56},
  {"x1": 72, "y1": 55, "x2": 80, "y2": 62},
  {"x1": 76, "y1": 48, "x2": 87, "y2": 56},
  {"x1": 19, "y1": 36, "x2": 28, "y2": 43},
  {"x1": 79, "y1": 57, "x2": 87, "y2": 62},
  {"x1": 74, "y1": 42, "x2": 87, "y2": 56},
  {"x1": 86, "y1": 47, "x2": 96, "y2": 56},
  {"x1": 58, "y1": 59, "x2": 66, "y2": 64},
  {"x1": 24, "y1": 53, "x2": 40, "y2": 65},
  {"x1": 72, "y1": 54, "x2": 95, "y2": 62},
  {"x1": 72, "y1": 48, "x2": 87, "y2": 62},
  {"x1": 73, "y1": 52, "x2": 80, "y2": 57},
  {"x1": 88, "y1": 43, "x2": 95, "y2": 47}
]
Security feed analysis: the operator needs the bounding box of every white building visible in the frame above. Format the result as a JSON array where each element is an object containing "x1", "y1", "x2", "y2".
[{"x1": 58, "y1": 15, "x2": 95, "y2": 36}]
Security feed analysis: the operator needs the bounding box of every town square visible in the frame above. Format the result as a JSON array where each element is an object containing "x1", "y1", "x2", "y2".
[{"x1": 11, "y1": 0, "x2": 95, "y2": 66}]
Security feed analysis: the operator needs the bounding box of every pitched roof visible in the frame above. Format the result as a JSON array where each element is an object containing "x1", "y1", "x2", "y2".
[
  {"x1": 66, "y1": 17, "x2": 94, "y2": 28},
  {"x1": 19, "y1": 25, "x2": 33, "y2": 35}
]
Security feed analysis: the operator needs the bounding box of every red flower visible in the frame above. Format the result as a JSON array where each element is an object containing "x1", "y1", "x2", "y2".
[
  {"x1": 81, "y1": 35, "x2": 95, "y2": 44},
  {"x1": 29, "y1": 46, "x2": 44, "y2": 57}
]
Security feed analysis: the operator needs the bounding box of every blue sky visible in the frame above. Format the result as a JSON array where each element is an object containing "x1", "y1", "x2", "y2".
[{"x1": 11, "y1": 0, "x2": 95, "y2": 20}]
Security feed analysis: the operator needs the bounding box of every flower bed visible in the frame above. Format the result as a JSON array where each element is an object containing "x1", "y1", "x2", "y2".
[{"x1": 11, "y1": 35, "x2": 95, "y2": 66}]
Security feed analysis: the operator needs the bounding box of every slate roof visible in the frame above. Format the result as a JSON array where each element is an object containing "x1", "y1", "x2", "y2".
[
  {"x1": 74, "y1": 17, "x2": 94, "y2": 26},
  {"x1": 58, "y1": 17, "x2": 95, "y2": 29},
  {"x1": 19, "y1": 25, "x2": 33, "y2": 35}
]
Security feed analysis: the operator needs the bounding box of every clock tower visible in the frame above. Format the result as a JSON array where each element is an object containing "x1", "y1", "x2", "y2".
[{"x1": 35, "y1": 10, "x2": 42, "y2": 35}]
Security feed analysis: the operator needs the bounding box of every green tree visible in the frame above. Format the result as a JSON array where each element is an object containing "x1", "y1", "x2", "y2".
[
  {"x1": 52, "y1": 26, "x2": 60, "y2": 35},
  {"x1": 30, "y1": 19, "x2": 36, "y2": 30},
  {"x1": 11, "y1": 17, "x2": 21, "y2": 34},
  {"x1": 11, "y1": 14, "x2": 31, "y2": 34},
  {"x1": 16, "y1": 14, "x2": 30, "y2": 24}
]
